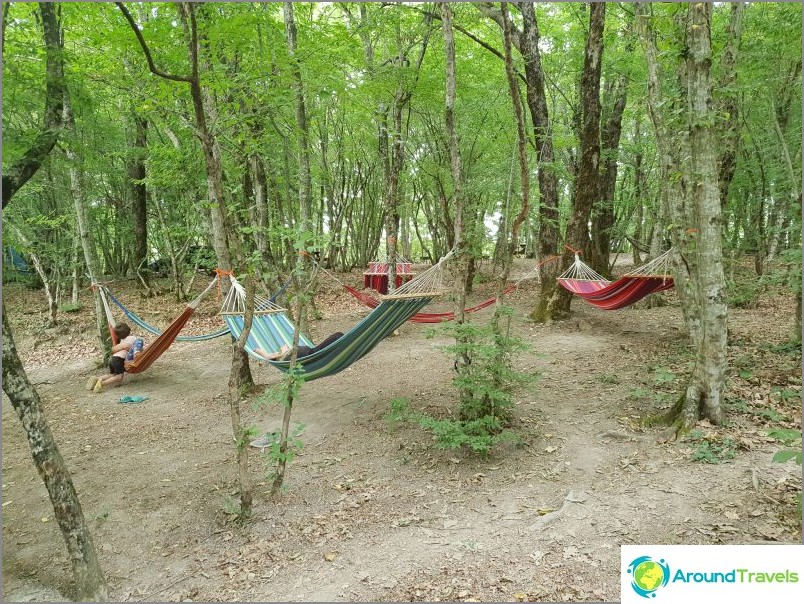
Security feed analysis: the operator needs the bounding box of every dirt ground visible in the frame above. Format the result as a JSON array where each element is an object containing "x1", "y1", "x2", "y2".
[{"x1": 2, "y1": 258, "x2": 801, "y2": 602}]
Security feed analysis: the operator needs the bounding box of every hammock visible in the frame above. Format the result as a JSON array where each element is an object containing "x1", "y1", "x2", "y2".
[
  {"x1": 222, "y1": 253, "x2": 451, "y2": 381},
  {"x1": 363, "y1": 255, "x2": 416, "y2": 294},
  {"x1": 97, "y1": 277, "x2": 218, "y2": 374},
  {"x1": 341, "y1": 255, "x2": 559, "y2": 323},
  {"x1": 102, "y1": 274, "x2": 293, "y2": 342},
  {"x1": 342, "y1": 284, "x2": 517, "y2": 323},
  {"x1": 557, "y1": 249, "x2": 674, "y2": 310}
]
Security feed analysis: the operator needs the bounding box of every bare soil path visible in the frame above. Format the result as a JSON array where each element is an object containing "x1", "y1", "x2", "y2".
[{"x1": 2, "y1": 260, "x2": 801, "y2": 602}]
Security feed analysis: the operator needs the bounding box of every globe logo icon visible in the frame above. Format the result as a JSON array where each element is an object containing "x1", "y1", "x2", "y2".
[{"x1": 627, "y1": 556, "x2": 670, "y2": 598}]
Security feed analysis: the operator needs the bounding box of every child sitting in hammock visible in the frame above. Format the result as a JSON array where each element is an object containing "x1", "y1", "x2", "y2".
[
  {"x1": 86, "y1": 322, "x2": 145, "y2": 392},
  {"x1": 254, "y1": 331, "x2": 344, "y2": 361}
]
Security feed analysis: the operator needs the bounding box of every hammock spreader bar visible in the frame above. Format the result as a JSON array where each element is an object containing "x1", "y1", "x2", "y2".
[
  {"x1": 342, "y1": 284, "x2": 517, "y2": 323},
  {"x1": 97, "y1": 277, "x2": 218, "y2": 374},
  {"x1": 224, "y1": 295, "x2": 435, "y2": 381},
  {"x1": 557, "y1": 250, "x2": 675, "y2": 310}
]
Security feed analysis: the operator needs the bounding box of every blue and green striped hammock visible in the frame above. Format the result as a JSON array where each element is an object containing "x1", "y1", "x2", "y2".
[
  {"x1": 102, "y1": 275, "x2": 293, "y2": 343},
  {"x1": 224, "y1": 295, "x2": 436, "y2": 381},
  {"x1": 222, "y1": 252, "x2": 451, "y2": 381}
]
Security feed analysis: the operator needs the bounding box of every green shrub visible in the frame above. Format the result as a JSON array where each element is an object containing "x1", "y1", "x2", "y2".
[
  {"x1": 684, "y1": 430, "x2": 737, "y2": 463},
  {"x1": 58, "y1": 302, "x2": 82, "y2": 313},
  {"x1": 387, "y1": 398, "x2": 521, "y2": 456}
]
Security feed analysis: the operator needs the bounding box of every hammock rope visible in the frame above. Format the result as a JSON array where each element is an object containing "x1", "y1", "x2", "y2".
[
  {"x1": 341, "y1": 254, "x2": 560, "y2": 323},
  {"x1": 223, "y1": 251, "x2": 453, "y2": 380},
  {"x1": 558, "y1": 248, "x2": 675, "y2": 310},
  {"x1": 100, "y1": 274, "x2": 293, "y2": 342},
  {"x1": 96, "y1": 276, "x2": 219, "y2": 374}
]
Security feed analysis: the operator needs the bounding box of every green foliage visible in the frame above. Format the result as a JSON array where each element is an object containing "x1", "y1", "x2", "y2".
[
  {"x1": 771, "y1": 386, "x2": 802, "y2": 405},
  {"x1": 222, "y1": 496, "x2": 251, "y2": 522},
  {"x1": 437, "y1": 309, "x2": 535, "y2": 422},
  {"x1": 726, "y1": 275, "x2": 765, "y2": 309},
  {"x1": 684, "y1": 430, "x2": 737, "y2": 464},
  {"x1": 58, "y1": 302, "x2": 82, "y2": 313},
  {"x1": 768, "y1": 428, "x2": 803, "y2": 465},
  {"x1": 765, "y1": 341, "x2": 802, "y2": 356},
  {"x1": 386, "y1": 398, "x2": 521, "y2": 457},
  {"x1": 751, "y1": 406, "x2": 789, "y2": 423},
  {"x1": 258, "y1": 423, "x2": 306, "y2": 479},
  {"x1": 597, "y1": 372, "x2": 621, "y2": 385},
  {"x1": 651, "y1": 366, "x2": 677, "y2": 385}
]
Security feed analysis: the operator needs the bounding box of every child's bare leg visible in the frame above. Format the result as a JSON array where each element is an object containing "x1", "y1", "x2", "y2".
[{"x1": 100, "y1": 374, "x2": 124, "y2": 388}]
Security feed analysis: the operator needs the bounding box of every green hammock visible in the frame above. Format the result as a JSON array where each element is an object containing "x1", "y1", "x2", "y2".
[{"x1": 223, "y1": 295, "x2": 435, "y2": 382}]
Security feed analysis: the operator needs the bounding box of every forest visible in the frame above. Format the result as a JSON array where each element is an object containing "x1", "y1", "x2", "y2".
[{"x1": 1, "y1": 2, "x2": 802, "y2": 602}]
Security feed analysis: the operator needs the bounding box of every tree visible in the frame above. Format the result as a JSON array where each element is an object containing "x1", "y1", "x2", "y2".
[
  {"x1": 545, "y1": 2, "x2": 606, "y2": 320},
  {"x1": 2, "y1": 3, "x2": 64, "y2": 207},
  {"x1": 676, "y1": 2, "x2": 728, "y2": 428},
  {"x1": 116, "y1": 1, "x2": 253, "y2": 387},
  {"x1": 519, "y1": 3, "x2": 563, "y2": 323},
  {"x1": 1, "y1": 4, "x2": 108, "y2": 600}
]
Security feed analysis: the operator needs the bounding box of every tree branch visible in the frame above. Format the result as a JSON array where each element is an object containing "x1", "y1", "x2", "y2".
[
  {"x1": 115, "y1": 1, "x2": 193, "y2": 83},
  {"x1": 395, "y1": 2, "x2": 526, "y2": 84},
  {"x1": 2, "y1": 3, "x2": 65, "y2": 209}
]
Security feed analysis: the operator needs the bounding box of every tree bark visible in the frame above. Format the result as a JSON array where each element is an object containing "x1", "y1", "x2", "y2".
[
  {"x1": 2, "y1": 2, "x2": 65, "y2": 208},
  {"x1": 637, "y1": 3, "x2": 701, "y2": 344},
  {"x1": 3, "y1": 307, "x2": 109, "y2": 601},
  {"x1": 546, "y1": 2, "x2": 605, "y2": 320},
  {"x1": 519, "y1": 3, "x2": 562, "y2": 323},
  {"x1": 678, "y1": 2, "x2": 728, "y2": 429},
  {"x1": 716, "y1": 2, "x2": 744, "y2": 207},
  {"x1": 129, "y1": 113, "x2": 149, "y2": 281}
]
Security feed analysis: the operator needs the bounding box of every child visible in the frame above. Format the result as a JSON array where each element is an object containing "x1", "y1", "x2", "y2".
[{"x1": 86, "y1": 323, "x2": 139, "y2": 393}]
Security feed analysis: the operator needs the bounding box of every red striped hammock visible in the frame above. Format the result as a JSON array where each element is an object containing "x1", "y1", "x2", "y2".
[{"x1": 557, "y1": 250, "x2": 674, "y2": 310}]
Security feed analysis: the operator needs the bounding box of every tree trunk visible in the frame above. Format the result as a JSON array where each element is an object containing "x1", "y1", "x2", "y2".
[
  {"x1": 71, "y1": 229, "x2": 81, "y2": 305},
  {"x1": 498, "y1": 2, "x2": 531, "y2": 289},
  {"x1": 519, "y1": 3, "x2": 562, "y2": 323},
  {"x1": 546, "y1": 2, "x2": 605, "y2": 321},
  {"x1": 64, "y1": 92, "x2": 111, "y2": 362},
  {"x1": 2, "y1": 2, "x2": 65, "y2": 208},
  {"x1": 676, "y1": 2, "x2": 728, "y2": 429},
  {"x1": 284, "y1": 1, "x2": 313, "y2": 333},
  {"x1": 590, "y1": 64, "x2": 629, "y2": 277},
  {"x1": 717, "y1": 2, "x2": 744, "y2": 207},
  {"x1": 632, "y1": 118, "x2": 645, "y2": 265},
  {"x1": 228, "y1": 277, "x2": 254, "y2": 518},
  {"x1": 637, "y1": 3, "x2": 701, "y2": 344},
  {"x1": 129, "y1": 113, "x2": 148, "y2": 281},
  {"x1": 2, "y1": 305, "x2": 109, "y2": 601},
  {"x1": 442, "y1": 2, "x2": 471, "y2": 387}
]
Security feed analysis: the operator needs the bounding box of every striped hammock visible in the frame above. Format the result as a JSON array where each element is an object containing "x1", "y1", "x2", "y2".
[
  {"x1": 101, "y1": 275, "x2": 293, "y2": 342},
  {"x1": 97, "y1": 277, "x2": 219, "y2": 374},
  {"x1": 342, "y1": 284, "x2": 517, "y2": 323},
  {"x1": 557, "y1": 249, "x2": 674, "y2": 310},
  {"x1": 222, "y1": 252, "x2": 451, "y2": 381}
]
